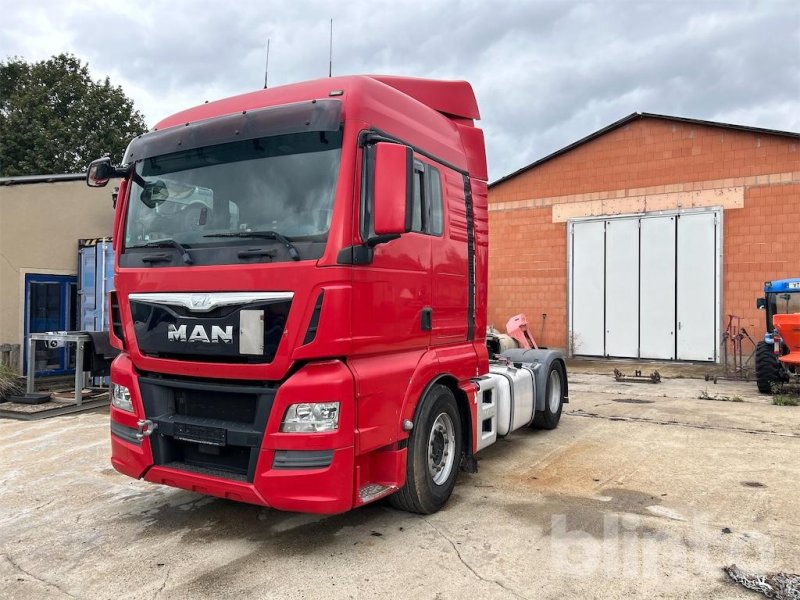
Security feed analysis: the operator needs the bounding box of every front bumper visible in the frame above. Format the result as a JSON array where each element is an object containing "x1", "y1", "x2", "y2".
[{"x1": 109, "y1": 354, "x2": 357, "y2": 514}]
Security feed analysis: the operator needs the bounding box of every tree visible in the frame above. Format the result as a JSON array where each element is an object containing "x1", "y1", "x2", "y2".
[{"x1": 0, "y1": 54, "x2": 148, "y2": 176}]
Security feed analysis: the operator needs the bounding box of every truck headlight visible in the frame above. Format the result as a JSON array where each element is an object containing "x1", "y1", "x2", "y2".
[
  {"x1": 111, "y1": 383, "x2": 134, "y2": 412},
  {"x1": 281, "y1": 402, "x2": 339, "y2": 433}
]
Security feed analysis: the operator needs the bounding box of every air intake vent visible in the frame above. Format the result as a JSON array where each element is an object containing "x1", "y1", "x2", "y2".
[
  {"x1": 109, "y1": 291, "x2": 125, "y2": 346},
  {"x1": 302, "y1": 291, "x2": 325, "y2": 345}
]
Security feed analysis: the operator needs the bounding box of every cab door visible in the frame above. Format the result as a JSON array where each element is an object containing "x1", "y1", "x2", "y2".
[
  {"x1": 350, "y1": 150, "x2": 432, "y2": 353},
  {"x1": 429, "y1": 166, "x2": 469, "y2": 346}
]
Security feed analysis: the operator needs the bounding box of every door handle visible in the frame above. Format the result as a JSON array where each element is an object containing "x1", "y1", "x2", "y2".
[{"x1": 421, "y1": 307, "x2": 432, "y2": 331}]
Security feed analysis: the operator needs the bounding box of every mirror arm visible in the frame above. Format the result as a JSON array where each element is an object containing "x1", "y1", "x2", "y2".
[{"x1": 129, "y1": 167, "x2": 146, "y2": 187}]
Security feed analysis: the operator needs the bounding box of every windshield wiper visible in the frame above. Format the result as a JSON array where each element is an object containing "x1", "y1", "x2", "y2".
[
  {"x1": 204, "y1": 231, "x2": 300, "y2": 261},
  {"x1": 129, "y1": 239, "x2": 194, "y2": 265}
]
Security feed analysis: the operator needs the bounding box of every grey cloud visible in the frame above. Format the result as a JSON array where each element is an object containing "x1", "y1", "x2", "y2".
[{"x1": 2, "y1": 0, "x2": 798, "y2": 180}]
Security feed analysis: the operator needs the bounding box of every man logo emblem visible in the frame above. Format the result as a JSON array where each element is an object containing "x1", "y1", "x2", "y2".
[
  {"x1": 191, "y1": 294, "x2": 211, "y2": 309},
  {"x1": 167, "y1": 324, "x2": 233, "y2": 344}
]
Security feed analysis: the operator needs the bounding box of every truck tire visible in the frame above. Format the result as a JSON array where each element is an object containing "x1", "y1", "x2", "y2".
[
  {"x1": 755, "y1": 341, "x2": 784, "y2": 394},
  {"x1": 389, "y1": 384, "x2": 462, "y2": 514},
  {"x1": 532, "y1": 361, "x2": 565, "y2": 430}
]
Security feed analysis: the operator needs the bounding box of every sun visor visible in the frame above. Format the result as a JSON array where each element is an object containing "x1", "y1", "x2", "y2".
[{"x1": 122, "y1": 99, "x2": 342, "y2": 165}]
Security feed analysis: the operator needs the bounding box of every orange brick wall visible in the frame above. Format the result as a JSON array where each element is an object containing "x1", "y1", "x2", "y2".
[
  {"x1": 725, "y1": 183, "x2": 800, "y2": 336},
  {"x1": 488, "y1": 117, "x2": 800, "y2": 350},
  {"x1": 487, "y1": 208, "x2": 567, "y2": 346}
]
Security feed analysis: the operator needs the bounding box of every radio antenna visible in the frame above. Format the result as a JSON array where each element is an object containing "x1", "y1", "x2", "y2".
[
  {"x1": 263, "y1": 38, "x2": 270, "y2": 89},
  {"x1": 328, "y1": 19, "x2": 333, "y2": 77}
]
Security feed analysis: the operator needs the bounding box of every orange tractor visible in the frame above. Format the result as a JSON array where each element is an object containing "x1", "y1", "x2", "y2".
[{"x1": 755, "y1": 279, "x2": 800, "y2": 392}]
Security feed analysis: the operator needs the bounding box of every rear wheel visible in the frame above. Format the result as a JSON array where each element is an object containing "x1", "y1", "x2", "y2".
[
  {"x1": 389, "y1": 384, "x2": 462, "y2": 514},
  {"x1": 755, "y1": 341, "x2": 785, "y2": 394},
  {"x1": 532, "y1": 361, "x2": 565, "y2": 430}
]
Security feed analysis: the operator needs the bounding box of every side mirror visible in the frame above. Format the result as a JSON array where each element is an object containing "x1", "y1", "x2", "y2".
[
  {"x1": 86, "y1": 156, "x2": 115, "y2": 188},
  {"x1": 373, "y1": 143, "x2": 413, "y2": 236},
  {"x1": 756, "y1": 297, "x2": 766, "y2": 310}
]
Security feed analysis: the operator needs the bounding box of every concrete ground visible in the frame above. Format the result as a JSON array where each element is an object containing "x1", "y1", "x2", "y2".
[{"x1": 1, "y1": 364, "x2": 798, "y2": 599}]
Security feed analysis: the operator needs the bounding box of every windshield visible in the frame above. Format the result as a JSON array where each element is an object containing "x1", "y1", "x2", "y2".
[
  {"x1": 124, "y1": 130, "x2": 343, "y2": 252},
  {"x1": 767, "y1": 291, "x2": 800, "y2": 330}
]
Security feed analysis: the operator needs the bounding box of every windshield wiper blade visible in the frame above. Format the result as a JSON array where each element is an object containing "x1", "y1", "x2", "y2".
[
  {"x1": 129, "y1": 239, "x2": 194, "y2": 265},
  {"x1": 204, "y1": 231, "x2": 300, "y2": 261}
]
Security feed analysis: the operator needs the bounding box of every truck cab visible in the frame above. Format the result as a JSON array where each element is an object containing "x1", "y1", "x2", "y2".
[{"x1": 88, "y1": 75, "x2": 566, "y2": 515}]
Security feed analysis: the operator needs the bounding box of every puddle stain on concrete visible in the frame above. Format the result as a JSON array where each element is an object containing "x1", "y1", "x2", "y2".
[
  {"x1": 109, "y1": 487, "x2": 401, "y2": 553},
  {"x1": 502, "y1": 488, "x2": 670, "y2": 539}
]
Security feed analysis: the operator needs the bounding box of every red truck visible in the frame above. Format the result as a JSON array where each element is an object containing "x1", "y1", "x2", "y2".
[{"x1": 86, "y1": 75, "x2": 567, "y2": 514}]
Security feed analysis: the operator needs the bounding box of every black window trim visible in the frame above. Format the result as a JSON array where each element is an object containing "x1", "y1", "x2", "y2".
[{"x1": 405, "y1": 158, "x2": 444, "y2": 238}]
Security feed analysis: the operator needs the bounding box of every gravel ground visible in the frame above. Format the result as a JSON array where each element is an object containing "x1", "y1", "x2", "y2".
[{"x1": 1, "y1": 369, "x2": 797, "y2": 599}]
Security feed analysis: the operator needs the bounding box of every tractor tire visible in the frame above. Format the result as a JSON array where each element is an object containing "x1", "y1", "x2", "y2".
[
  {"x1": 389, "y1": 384, "x2": 462, "y2": 514},
  {"x1": 532, "y1": 361, "x2": 566, "y2": 430},
  {"x1": 755, "y1": 341, "x2": 784, "y2": 394}
]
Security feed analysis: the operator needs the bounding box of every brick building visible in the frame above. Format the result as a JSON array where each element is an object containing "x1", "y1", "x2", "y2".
[{"x1": 488, "y1": 113, "x2": 800, "y2": 362}]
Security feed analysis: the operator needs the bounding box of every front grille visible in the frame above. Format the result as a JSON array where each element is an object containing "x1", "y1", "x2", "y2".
[
  {"x1": 139, "y1": 375, "x2": 275, "y2": 482},
  {"x1": 130, "y1": 298, "x2": 291, "y2": 364}
]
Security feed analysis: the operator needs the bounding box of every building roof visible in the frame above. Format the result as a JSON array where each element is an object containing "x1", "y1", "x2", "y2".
[
  {"x1": 0, "y1": 173, "x2": 86, "y2": 186},
  {"x1": 490, "y1": 112, "x2": 800, "y2": 188}
]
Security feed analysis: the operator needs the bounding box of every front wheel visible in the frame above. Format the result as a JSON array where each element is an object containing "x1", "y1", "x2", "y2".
[
  {"x1": 755, "y1": 341, "x2": 786, "y2": 394},
  {"x1": 389, "y1": 384, "x2": 463, "y2": 514},
  {"x1": 532, "y1": 361, "x2": 565, "y2": 430}
]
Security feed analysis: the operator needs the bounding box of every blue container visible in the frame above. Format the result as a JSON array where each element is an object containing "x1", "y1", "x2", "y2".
[{"x1": 78, "y1": 238, "x2": 115, "y2": 332}]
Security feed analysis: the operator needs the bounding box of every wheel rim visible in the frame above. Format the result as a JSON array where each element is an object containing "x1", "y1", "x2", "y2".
[
  {"x1": 428, "y1": 412, "x2": 456, "y2": 485},
  {"x1": 548, "y1": 368, "x2": 562, "y2": 413}
]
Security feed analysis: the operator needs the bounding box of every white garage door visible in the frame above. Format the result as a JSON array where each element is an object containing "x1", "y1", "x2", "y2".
[
  {"x1": 605, "y1": 218, "x2": 639, "y2": 358},
  {"x1": 571, "y1": 221, "x2": 605, "y2": 356},
  {"x1": 640, "y1": 216, "x2": 676, "y2": 359},
  {"x1": 676, "y1": 213, "x2": 718, "y2": 361},
  {"x1": 569, "y1": 211, "x2": 720, "y2": 361}
]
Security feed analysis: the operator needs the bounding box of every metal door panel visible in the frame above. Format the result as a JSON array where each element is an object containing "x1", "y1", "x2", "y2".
[
  {"x1": 640, "y1": 216, "x2": 676, "y2": 359},
  {"x1": 571, "y1": 221, "x2": 605, "y2": 356},
  {"x1": 97, "y1": 241, "x2": 115, "y2": 331},
  {"x1": 79, "y1": 246, "x2": 96, "y2": 331},
  {"x1": 24, "y1": 274, "x2": 77, "y2": 375},
  {"x1": 676, "y1": 213, "x2": 717, "y2": 361},
  {"x1": 79, "y1": 241, "x2": 115, "y2": 332},
  {"x1": 605, "y1": 218, "x2": 639, "y2": 357}
]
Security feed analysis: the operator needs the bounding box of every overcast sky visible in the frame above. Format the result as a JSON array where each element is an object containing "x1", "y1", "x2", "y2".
[{"x1": 2, "y1": 0, "x2": 799, "y2": 180}]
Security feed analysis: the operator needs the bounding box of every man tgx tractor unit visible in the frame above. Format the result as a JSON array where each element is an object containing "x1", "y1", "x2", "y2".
[
  {"x1": 755, "y1": 279, "x2": 800, "y2": 393},
  {"x1": 87, "y1": 75, "x2": 567, "y2": 514}
]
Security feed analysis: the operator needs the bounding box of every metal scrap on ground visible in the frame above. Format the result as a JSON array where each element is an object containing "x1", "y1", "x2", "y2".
[
  {"x1": 725, "y1": 564, "x2": 800, "y2": 600},
  {"x1": 613, "y1": 368, "x2": 661, "y2": 384}
]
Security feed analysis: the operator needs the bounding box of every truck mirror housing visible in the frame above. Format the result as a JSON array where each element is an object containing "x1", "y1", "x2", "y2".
[
  {"x1": 373, "y1": 143, "x2": 413, "y2": 236},
  {"x1": 756, "y1": 297, "x2": 766, "y2": 310},
  {"x1": 86, "y1": 157, "x2": 115, "y2": 188}
]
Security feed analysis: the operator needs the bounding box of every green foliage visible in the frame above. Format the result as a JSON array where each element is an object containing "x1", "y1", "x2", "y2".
[
  {"x1": 0, "y1": 363, "x2": 23, "y2": 400},
  {"x1": 0, "y1": 53, "x2": 147, "y2": 176},
  {"x1": 773, "y1": 394, "x2": 800, "y2": 406}
]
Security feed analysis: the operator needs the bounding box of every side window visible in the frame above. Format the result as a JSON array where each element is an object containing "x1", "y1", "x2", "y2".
[
  {"x1": 411, "y1": 162, "x2": 425, "y2": 232},
  {"x1": 411, "y1": 160, "x2": 443, "y2": 236},
  {"x1": 428, "y1": 167, "x2": 443, "y2": 236},
  {"x1": 361, "y1": 143, "x2": 445, "y2": 240}
]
